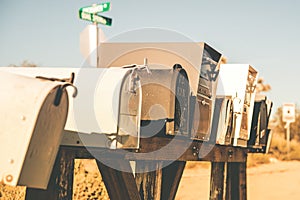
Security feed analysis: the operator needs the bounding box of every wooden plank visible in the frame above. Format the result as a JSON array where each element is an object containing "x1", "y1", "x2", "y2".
[
  {"x1": 25, "y1": 147, "x2": 75, "y2": 200},
  {"x1": 135, "y1": 161, "x2": 163, "y2": 200},
  {"x1": 210, "y1": 162, "x2": 225, "y2": 200},
  {"x1": 225, "y1": 162, "x2": 247, "y2": 200},
  {"x1": 161, "y1": 161, "x2": 186, "y2": 200},
  {"x1": 60, "y1": 136, "x2": 250, "y2": 162},
  {"x1": 96, "y1": 158, "x2": 141, "y2": 200},
  {"x1": 125, "y1": 137, "x2": 248, "y2": 162}
]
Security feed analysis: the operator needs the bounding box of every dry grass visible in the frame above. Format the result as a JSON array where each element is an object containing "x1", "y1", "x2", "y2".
[
  {"x1": 247, "y1": 154, "x2": 271, "y2": 168},
  {"x1": 73, "y1": 159, "x2": 109, "y2": 200},
  {"x1": 0, "y1": 159, "x2": 109, "y2": 200},
  {"x1": 0, "y1": 184, "x2": 25, "y2": 200}
]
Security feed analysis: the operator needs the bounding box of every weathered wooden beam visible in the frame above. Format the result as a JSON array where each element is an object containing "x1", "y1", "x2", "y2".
[
  {"x1": 25, "y1": 147, "x2": 75, "y2": 200},
  {"x1": 96, "y1": 158, "x2": 141, "y2": 200},
  {"x1": 125, "y1": 137, "x2": 248, "y2": 162},
  {"x1": 161, "y1": 161, "x2": 186, "y2": 200},
  {"x1": 225, "y1": 162, "x2": 247, "y2": 200},
  {"x1": 135, "y1": 161, "x2": 163, "y2": 200},
  {"x1": 210, "y1": 162, "x2": 225, "y2": 200}
]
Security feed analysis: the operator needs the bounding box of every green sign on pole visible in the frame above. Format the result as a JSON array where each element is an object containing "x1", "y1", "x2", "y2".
[
  {"x1": 79, "y1": 2, "x2": 111, "y2": 14},
  {"x1": 79, "y1": 2, "x2": 112, "y2": 26},
  {"x1": 79, "y1": 11, "x2": 112, "y2": 26}
]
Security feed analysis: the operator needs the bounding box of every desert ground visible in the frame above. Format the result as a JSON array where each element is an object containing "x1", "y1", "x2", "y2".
[
  {"x1": 176, "y1": 160, "x2": 300, "y2": 200},
  {"x1": 1, "y1": 160, "x2": 300, "y2": 199}
]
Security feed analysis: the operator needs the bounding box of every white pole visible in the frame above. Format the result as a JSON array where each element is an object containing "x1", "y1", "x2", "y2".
[{"x1": 285, "y1": 122, "x2": 290, "y2": 159}]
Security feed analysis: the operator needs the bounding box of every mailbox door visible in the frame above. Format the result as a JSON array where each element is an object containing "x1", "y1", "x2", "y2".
[
  {"x1": 212, "y1": 97, "x2": 233, "y2": 145},
  {"x1": 191, "y1": 93, "x2": 212, "y2": 140},
  {"x1": 117, "y1": 70, "x2": 142, "y2": 149},
  {"x1": 174, "y1": 68, "x2": 190, "y2": 136},
  {"x1": 248, "y1": 100, "x2": 268, "y2": 147}
]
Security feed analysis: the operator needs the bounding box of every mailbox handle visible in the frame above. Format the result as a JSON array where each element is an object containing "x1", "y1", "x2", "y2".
[{"x1": 54, "y1": 83, "x2": 78, "y2": 106}]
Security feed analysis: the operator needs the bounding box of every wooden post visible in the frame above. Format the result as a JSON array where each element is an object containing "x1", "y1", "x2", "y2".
[
  {"x1": 225, "y1": 162, "x2": 247, "y2": 200},
  {"x1": 25, "y1": 147, "x2": 75, "y2": 200},
  {"x1": 210, "y1": 162, "x2": 225, "y2": 200},
  {"x1": 161, "y1": 161, "x2": 186, "y2": 200},
  {"x1": 135, "y1": 161, "x2": 163, "y2": 200},
  {"x1": 96, "y1": 158, "x2": 141, "y2": 200}
]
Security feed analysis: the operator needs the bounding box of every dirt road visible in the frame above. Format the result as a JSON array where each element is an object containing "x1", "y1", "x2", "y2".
[{"x1": 176, "y1": 161, "x2": 300, "y2": 200}]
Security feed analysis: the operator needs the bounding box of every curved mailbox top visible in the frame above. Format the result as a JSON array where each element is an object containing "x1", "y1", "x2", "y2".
[
  {"x1": 0, "y1": 71, "x2": 70, "y2": 188},
  {"x1": 0, "y1": 67, "x2": 141, "y2": 137}
]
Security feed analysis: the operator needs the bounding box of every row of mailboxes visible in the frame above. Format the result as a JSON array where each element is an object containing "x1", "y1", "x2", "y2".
[
  {"x1": 210, "y1": 64, "x2": 273, "y2": 150},
  {"x1": 0, "y1": 67, "x2": 144, "y2": 188},
  {"x1": 1, "y1": 46, "x2": 271, "y2": 150},
  {"x1": 212, "y1": 64, "x2": 259, "y2": 147},
  {"x1": 0, "y1": 43, "x2": 273, "y2": 189}
]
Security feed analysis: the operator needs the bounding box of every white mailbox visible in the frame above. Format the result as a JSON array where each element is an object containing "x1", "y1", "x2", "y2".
[
  {"x1": 215, "y1": 64, "x2": 258, "y2": 147},
  {"x1": 0, "y1": 71, "x2": 70, "y2": 189},
  {"x1": 0, "y1": 67, "x2": 142, "y2": 149}
]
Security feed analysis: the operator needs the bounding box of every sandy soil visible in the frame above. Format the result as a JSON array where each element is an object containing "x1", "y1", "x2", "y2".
[
  {"x1": 176, "y1": 161, "x2": 300, "y2": 200},
  {"x1": 1, "y1": 160, "x2": 300, "y2": 199}
]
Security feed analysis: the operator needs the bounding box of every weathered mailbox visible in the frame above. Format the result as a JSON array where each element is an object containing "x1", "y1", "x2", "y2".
[
  {"x1": 0, "y1": 67, "x2": 143, "y2": 149},
  {"x1": 210, "y1": 96, "x2": 233, "y2": 145},
  {"x1": 248, "y1": 95, "x2": 273, "y2": 150},
  {"x1": 138, "y1": 65, "x2": 190, "y2": 137},
  {"x1": 98, "y1": 42, "x2": 222, "y2": 140},
  {"x1": 215, "y1": 64, "x2": 258, "y2": 147},
  {"x1": 0, "y1": 71, "x2": 70, "y2": 189}
]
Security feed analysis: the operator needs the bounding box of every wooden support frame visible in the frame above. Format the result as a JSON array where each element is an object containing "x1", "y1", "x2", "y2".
[
  {"x1": 25, "y1": 136, "x2": 249, "y2": 200},
  {"x1": 96, "y1": 159, "x2": 141, "y2": 200},
  {"x1": 210, "y1": 162, "x2": 225, "y2": 200},
  {"x1": 161, "y1": 161, "x2": 186, "y2": 200},
  {"x1": 225, "y1": 162, "x2": 247, "y2": 200},
  {"x1": 25, "y1": 147, "x2": 76, "y2": 200}
]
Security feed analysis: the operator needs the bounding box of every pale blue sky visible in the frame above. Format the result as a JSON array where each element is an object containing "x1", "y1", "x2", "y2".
[{"x1": 1, "y1": 0, "x2": 300, "y2": 113}]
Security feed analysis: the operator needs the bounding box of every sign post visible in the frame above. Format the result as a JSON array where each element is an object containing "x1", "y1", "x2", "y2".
[
  {"x1": 79, "y1": 2, "x2": 112, "y2": 25},
  {"x1": 282, "y1": 103, "x2": 296, "y2": 158},
  {"x1": 78, "y1": 2, "x2": 112, "y2": 67}
]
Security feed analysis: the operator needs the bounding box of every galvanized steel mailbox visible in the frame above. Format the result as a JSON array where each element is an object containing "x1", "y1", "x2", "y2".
[{"x1": 97, "y1": 42, "x2": 222, "y2": 140}]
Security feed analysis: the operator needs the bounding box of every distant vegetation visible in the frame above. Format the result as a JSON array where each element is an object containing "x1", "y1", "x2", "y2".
[
  {"x1": 268, "y1": 106, "x2": 300, "y2": 161},
  {"x1": 9, "y1": 60, "x2": 37, "y2": 67}
]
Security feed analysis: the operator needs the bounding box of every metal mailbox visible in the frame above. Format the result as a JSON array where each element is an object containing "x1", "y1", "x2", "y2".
[
  {"x1": 190, "y1": 46, "x2": 222, "y2": 140},
  {"x1": 97, "y1": 42, "x2": 222, "y2": 140},
  {"x1": 210, "y1": 96, "x2": 233, "y2": 145},
  {"x1": 0, "y1": 71, "x2": 70, "y2": 189},
  {"x1": 248, "y1": 95, "x2": 273, "y2": 150},
  {"x1": 216, "y1": 64, "x2": 258, "y2": 147},
  {"x1": 138, "y1": 65, "x2": 190, "y2": 137},
  {"x1": 0, "y1": 67, "x2": 143, "y2": 149}
]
